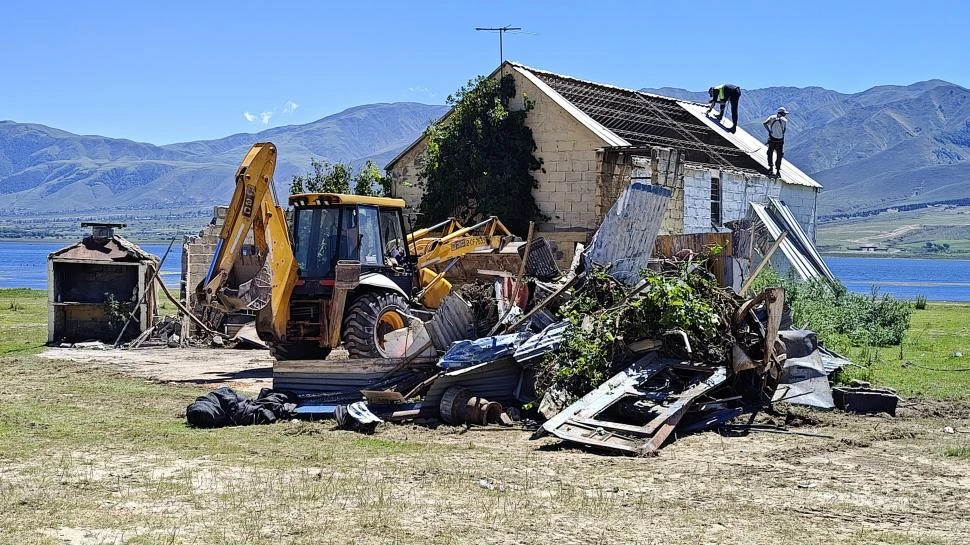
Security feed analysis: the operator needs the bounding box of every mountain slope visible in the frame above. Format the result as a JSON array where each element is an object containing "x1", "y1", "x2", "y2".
[
  {"x1": 643, "y1": 80, "x2": 970, "y2": 216},
  {"x1": 4, "y1": 79, "x2": 970, "y2": 220},
  {"x1": 0, "y1": 102, "x2": 447, "y2": 214}
]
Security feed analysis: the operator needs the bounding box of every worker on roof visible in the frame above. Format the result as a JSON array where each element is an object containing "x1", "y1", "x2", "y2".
[
  {"x1": 706, "y1": 84, "x2": 742, "y2": 133},
  {"x1": 763, "y1": 107, "x2": 789, "y2": 177}
]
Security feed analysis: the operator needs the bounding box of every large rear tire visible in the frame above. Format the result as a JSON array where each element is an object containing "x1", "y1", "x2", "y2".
[
  {"x1": 342, "y1": 291, "x2": 410, "y2": 359},
  {"x1": 269, "y1": 341, "x2": 331, "y2": 361}
]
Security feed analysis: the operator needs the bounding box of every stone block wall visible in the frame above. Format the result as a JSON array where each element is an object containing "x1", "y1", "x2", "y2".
[
  {"x1": 780, "y1": 184, "x2": 819, "y2": 241},
  {"x1": 678, "y1": 164, "x2": 819, "y2": 237},
  {"x1": 648, "y1": 148, "x2": 686, "y2": 234},
  {"x1": 180, "y1": 206, "x2": 228, "y2": 335}
]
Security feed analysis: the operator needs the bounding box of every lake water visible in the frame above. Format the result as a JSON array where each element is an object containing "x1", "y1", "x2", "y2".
[
  {"x1": 0, "y1": 240, "x2": 183, "y2": 290},
  {"x1": 0, "y1": 242, "x2": 968, "y2": 301},
  {"x1": 826, "y1": 257, "x2": 970, "y2": 302}
]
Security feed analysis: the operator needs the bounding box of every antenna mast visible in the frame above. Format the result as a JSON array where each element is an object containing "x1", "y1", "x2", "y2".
[{"x1": 475, "y1": 26, "x2": 522, "y2": 64}]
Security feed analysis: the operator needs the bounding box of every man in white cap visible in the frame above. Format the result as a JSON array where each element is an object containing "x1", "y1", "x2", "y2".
[{"x1": 763, "y1": 107, "x2": 788, "y2": 177}]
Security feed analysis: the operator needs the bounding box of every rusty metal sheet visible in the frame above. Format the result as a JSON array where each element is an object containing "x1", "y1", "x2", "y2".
[{"x1": 654, "y1": 233, "x2": 733, "y2": 286}]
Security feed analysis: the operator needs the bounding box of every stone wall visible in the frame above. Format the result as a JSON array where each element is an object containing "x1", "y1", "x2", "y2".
[
  {"x1": 649, "y1": 148, "x2": 686, "y2": 235},
  {"x1": 780, "y1": 184, "x2": 819, "y2": 241},
  {"x1": 180, "y1": 206, "x2": 227, "y2": 336}
]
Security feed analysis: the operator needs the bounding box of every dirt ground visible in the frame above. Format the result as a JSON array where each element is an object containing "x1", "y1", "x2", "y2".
[
  {"x1": 40, "y1": 346, "x2": 278, "y2": 392},
  {"x1": 14, "y1": 347, "x2": 970, "y2": 544}
]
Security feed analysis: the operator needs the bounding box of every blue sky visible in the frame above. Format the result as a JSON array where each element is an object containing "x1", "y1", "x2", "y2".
[{"x1": 3, "y1": 0, "x2": 967, "y2": 144}]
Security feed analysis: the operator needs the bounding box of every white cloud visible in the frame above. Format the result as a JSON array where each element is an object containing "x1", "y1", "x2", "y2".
[
  {"x1": 259, "y1": 112, "x2": 272, "y2": 125},
  {"x1": 243, "y1": 111, "x2": 256, "y2": 122},
  {"x1": 282, "y1": 100, "x2": 299, "y2": 114}
]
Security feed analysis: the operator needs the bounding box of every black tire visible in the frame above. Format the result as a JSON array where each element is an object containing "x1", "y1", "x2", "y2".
[
  {"x1": 342, "y1": 291, "x2": 410, "y2": 358},
  {"x1": 269, "y1": 341, "x2": 331, "y2": 361}
]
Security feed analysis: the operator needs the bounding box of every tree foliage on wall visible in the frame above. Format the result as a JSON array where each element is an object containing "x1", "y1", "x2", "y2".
[
  {"x1": 289, "y1": 159, "x2": 389, "y2": 196},
  {"x1": 417, "y1": 74, "x2": 545, "y2": 235}
]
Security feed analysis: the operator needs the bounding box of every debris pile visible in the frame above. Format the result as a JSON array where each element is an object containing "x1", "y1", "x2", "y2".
[{"x1": 183, "y1": 181, "x2": 863, "y2": 456}]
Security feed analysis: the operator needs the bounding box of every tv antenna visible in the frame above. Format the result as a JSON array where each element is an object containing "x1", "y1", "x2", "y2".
[{"x1": 475, "y1": 26, "x2": 521, "y2": 64}]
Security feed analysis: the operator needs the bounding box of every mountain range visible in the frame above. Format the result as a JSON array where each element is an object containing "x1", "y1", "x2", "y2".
[
  {"x1": 2, "y1": 78, "x2": 969, "y2": 220},
  {"x1": 0, "y1": 103, "x2": 448, "y2": 215},
  {"x1": 643, "y1": 80, "x2": 970, "y2": 216}
]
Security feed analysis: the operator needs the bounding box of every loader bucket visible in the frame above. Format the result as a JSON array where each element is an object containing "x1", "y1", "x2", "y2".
[{"x1": 433, "y1": 237, "x2": 560, "y2": 284}]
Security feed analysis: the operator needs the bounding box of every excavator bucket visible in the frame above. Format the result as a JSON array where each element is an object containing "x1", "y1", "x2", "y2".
[
  {"x1": 445, "y1": 237, "x2": 560, "y2": 282},
  {"x1": 208, "y1": 253, "x2": 273, "y2": 313},
  {"x1": 409, "y1": 216, "x2": 563, "y2": 289}
]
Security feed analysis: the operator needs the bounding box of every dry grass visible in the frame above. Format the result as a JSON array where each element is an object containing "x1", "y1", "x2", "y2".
[{"x1": 2, "y1": 354, "x2": 970, "y2": 544}]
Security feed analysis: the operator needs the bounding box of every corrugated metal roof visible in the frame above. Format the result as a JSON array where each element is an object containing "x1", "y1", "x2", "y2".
[
  {"x1": 678, "y1": 102, "x2": 822, "y2": 189},
  {"x1": 49, "y1": 235, "x2": 158, "y2": 263},
  {"x1": 387, "y1": 61, "x2": 823, "y2": 190},
  {"x1": 513, "y1": 63, "x2": 763, "y2": 171},
  {"x1": 750, "y1": 201, "x2": 834, "y2": 282}
]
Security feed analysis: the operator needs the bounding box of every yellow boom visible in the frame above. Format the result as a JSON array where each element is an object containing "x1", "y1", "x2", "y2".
[{"x1": 197, "y1": 142, "x2": 298, "y2": 341}]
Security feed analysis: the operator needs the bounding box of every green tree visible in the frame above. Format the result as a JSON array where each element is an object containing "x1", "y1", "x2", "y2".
[
  {"x1": 289, "y1": 158, "x2": 390, "y2": 197},
  {"x1": 417, "y1": 74, "x2": 545, "y2": 235},
  {"x1": 352, "y1": 160, "x2": 391, "y2": 197},
  {"x1": 289, "y1": 158, "x2": 351, "y2": 194}
]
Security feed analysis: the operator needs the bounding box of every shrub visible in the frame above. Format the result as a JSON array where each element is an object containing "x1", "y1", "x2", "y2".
[
  {"x1": 538, "y1": 264, "x2": 729, "y2": 400},
  {"x1": 751, "y1": 269, "x2": 912, "y2": 348}
]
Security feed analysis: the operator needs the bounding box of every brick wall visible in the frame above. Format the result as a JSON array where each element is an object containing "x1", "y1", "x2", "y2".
[{"x1": 180, "y1": 206, "x2": 231, "y2": 336}]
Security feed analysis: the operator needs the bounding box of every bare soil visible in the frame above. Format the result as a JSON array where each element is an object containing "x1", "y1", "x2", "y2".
[{"x1": 40, "y1": 346, "x2": 277, "y2": 392}]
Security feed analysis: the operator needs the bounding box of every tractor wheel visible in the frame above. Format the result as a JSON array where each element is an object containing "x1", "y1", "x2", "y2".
[
  {"x1": 342, "y1": 291, "x2": 410, "y2": 359},
  {"x1": 269, "y1": 341, "x2": 331, "y2": 361}
]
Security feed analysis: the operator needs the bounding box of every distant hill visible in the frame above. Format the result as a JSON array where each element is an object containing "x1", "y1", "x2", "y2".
[
  {"x1": 4, "y1": 79, "x2": 970, "y2": 222},
  {"x1": 0, "y1": 102, "x2": 448, "y2": 215},
  {"x1": 642, "y1": 80, "x2": 970, "y2": 217}
]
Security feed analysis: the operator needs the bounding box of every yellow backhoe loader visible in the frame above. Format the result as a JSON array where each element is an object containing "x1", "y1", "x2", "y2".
[{"x1": 197, "y1": 142, "x2": 530, "y2": 360}]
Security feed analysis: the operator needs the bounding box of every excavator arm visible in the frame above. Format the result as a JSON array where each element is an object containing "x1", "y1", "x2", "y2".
[{"x1": 197, "y1": 142, "x2": 298, "y2": 341}]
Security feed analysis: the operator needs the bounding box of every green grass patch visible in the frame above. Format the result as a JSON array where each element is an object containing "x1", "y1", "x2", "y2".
[
  {"x1": 0, "y1": 288, "x2": 48, "y2": 355},
  {"x1": 944, "y1": 445, "x2": 970, "y2": 458},
  {"x1": 838, "y1": 302, "x2": 970, "y2": 399}
]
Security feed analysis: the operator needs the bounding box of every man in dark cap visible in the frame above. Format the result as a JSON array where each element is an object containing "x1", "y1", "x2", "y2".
[{"x1": 763, "y1": 107, "x2": 789, "y2": 177}]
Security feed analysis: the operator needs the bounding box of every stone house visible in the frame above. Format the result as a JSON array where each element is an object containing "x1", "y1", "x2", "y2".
[{"x1": 386, "y1": 62, "x2": 821, "y2": 263}]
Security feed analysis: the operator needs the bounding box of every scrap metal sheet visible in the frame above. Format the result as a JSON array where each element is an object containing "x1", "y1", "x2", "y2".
[{"x1": 586, "y1": 182, "x2": 671, "y2": 285}]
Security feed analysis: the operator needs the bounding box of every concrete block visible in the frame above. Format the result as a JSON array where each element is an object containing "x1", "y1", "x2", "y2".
[
  {"x1": 565, "y1": 171, "x2": 583, "y2": 183},
  {"x1": 549, "y1": 171, "x2": 566, "y2": 183},
  {"x1": 571, "y1": 161, "x2": 589, "y2": 172}
]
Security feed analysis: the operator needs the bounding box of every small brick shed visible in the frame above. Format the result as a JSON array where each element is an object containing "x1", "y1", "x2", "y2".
[{"x1": 47, "y1": 223, "x2": 158, "y2": 344}]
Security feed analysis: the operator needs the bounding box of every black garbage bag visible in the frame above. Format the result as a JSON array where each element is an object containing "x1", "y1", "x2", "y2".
[{"x1": 186, "y1": 387, "x2": 296, "y2": 428}]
